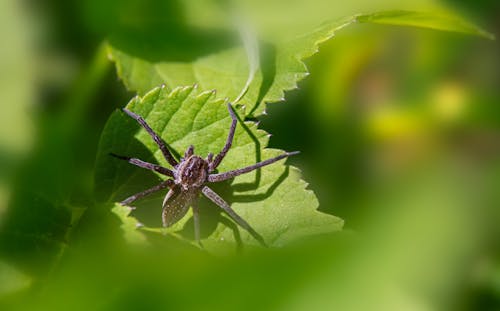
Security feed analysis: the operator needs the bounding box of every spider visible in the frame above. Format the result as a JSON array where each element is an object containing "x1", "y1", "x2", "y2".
[{"x1": 110, "y1": 103, "x2": 298, "y2": 247}]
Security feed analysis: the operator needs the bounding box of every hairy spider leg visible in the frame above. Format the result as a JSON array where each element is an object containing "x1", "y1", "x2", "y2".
[
  {"x1": 210, "y1": 103, "x2": 238, "y2": 171},
  {"x1": 122, "y1": 108, "x2": 178, "y2": 167},
  {"x1": 121, "y1": 179, "x2": 174, "y2": 206},
  {"x1": 208, "y1": 151, "x2": 299, "y2": 183},
  {"x1": 184, "y1": 145, "x2": 194, "y2": 159},
  {"x1": 202, "y1": 186, "x2": 267, "y2": 247},
  {"x1": 110, "y1": 153, "x2": 173, "y2": 177}
]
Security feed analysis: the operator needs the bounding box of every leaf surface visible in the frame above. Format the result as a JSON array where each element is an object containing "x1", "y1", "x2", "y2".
[
  {"x1": 108, "y1": 9, "x2": 492, "y2": 116},
  {"x1": 94, "y1": 86, "x2": 342, "y2": 248}
]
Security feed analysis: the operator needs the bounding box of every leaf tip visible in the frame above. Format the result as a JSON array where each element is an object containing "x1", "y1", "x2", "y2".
[{"x1": 198, "y1": 89, "x2": 218, "y2": 102}]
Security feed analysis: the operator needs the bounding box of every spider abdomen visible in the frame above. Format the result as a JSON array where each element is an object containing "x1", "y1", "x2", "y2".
[{"x1": 175, "y1": 155, "x2": 208, "y2": 190}]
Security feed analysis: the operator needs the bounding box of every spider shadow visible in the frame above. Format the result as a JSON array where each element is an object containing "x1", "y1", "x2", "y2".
[
  {"x1": 179, "y1": 208, "x2": 244, "y2": 252},
  {"x1": 230, "y1": 165, "x2": 289, "y2": 202},
  {"x1": 230, "y1": 110, "x2": 263, "y2": 192},
  {"x1": 227, "y1": 102, "x2": 288, "y2": 194}
]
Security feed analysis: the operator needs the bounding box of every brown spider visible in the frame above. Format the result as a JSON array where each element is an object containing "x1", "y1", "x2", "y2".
[{"x1": 111, "y1": 103, "x2": 298, "y2": 246}]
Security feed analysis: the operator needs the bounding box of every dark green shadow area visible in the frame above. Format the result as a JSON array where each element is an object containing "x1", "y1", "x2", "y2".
[{"x1": 83, "y1": 0, "x2": 237, "y2": 62}]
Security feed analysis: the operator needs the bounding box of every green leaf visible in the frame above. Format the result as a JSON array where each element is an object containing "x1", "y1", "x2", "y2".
[
  {"x1": 111, "y1": 203, "x2": 147, "y2": 245},
  {"x1": 0, "y1": 45, "x2": 111, "y2": 277},
  {"x1": 94, "y1": 85, "x2": 342, "y2": 248},
  {"x1": 356, "y1": 10, "x2": 495, "y2": 39},
  {"x1": 0, "y1": 0, "x2": 37, "y2": 217},
  {"x1": 0, "y1": 260, "x2": 31, "y2": 297},
  {"x1": 108, "y1": 9, "x2": 492, "y2": 117}
]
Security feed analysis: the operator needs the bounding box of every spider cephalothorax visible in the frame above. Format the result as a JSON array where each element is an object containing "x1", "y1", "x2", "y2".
[
  {"x1": 175, "y1": 153, "x2": 209, "y2": 190},
  {"x1": 111, "y1": 103, "x2": 298, "y2": 246}
]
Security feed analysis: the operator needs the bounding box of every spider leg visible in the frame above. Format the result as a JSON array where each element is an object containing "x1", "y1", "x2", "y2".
[
  {"x1": 121, "y1": 179, "x2": 174, "y2": 206},
  {"x1": 122, "y1": 108, "x2": 178, "y2": 167},
  {"x1": 208, "y1": 151, "x2": 299, "y2": 183},
  {"x1": 192, "y1": 201, "x2": 201, "y2": 245},
  {"x1": 206, "y1": 152, "x2": 213, "y2": 163},
  {"x1": 210, "y1": 103, "x2": 237, "y2": 171},
  {"x1": 202, "y1": 186, "x2": 267, "y2": 247},
  {"x1": 184, "y1": 145, "x2": 194, "y2": 158},
  {"x1": 110, "y1": 153, "x2": 173, "y2": 177}
]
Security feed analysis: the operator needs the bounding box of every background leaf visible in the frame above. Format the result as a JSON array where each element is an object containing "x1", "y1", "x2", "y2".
[
  {"x1": 356, "y1": 10, "x2": 495, "y2": 39},
  {"x1": 94, "y1": 85, "x2": 342, "y2": 249},
  {"x1": 108, "y1": 9, "x2": 492, "y2": 117},
  {"x1": 0, "y1": 45, "x2": 111, "y2": 276},
  {"x1": 111, "y1": 203, "x2": 147, "y2": 244}
]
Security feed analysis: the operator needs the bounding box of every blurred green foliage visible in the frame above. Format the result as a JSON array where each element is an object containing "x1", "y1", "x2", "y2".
[{"x1": 0, "y1": 0, "x2": 499, "y2": 310}]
